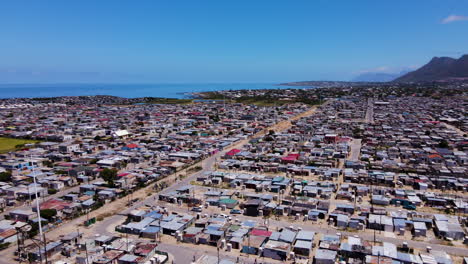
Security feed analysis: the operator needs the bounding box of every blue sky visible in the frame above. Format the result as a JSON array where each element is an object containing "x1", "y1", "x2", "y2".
[{"x1": 1, "y1": 0, "x2": 467, "y2": 83}]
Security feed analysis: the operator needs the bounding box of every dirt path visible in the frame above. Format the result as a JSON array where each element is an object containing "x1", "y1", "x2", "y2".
[
  {"x1": 443, "y1": 122, "x2": 466, "y2": 137},
  {"x1": 267, "y1": 102, "x2": 327, "y2": 133}
]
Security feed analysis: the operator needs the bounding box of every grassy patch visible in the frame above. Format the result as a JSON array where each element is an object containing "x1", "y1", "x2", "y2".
[
  {"x1": 200, "y1": 91, "x2": 322, "y2": 106},
  {"x1": 0, "y1": 137, "x2": 40, "y2": 153},
  {"x1": 144, "y1": 97, "x2": 193, "y2": 105},
  {"x1": 234, "y1": 96, "x2": 321, "y2": 106}
]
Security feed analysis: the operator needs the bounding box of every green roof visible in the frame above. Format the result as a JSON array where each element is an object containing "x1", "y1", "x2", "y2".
[{"x1": 218, "y1": 198, "x2": 238, "y2": 204}]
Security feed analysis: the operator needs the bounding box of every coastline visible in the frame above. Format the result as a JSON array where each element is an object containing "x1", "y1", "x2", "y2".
[{"x1": 0, "y1": 83, "x2": 304, "y2": 100}]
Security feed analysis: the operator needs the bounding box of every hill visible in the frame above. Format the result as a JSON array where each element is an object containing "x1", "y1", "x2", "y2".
[
  {"x1": 394, "y1": 55, "x2": 468, "y2": 82},
  {"x1": 352, "y1": 70, "x2": 409, "y2": 82}
]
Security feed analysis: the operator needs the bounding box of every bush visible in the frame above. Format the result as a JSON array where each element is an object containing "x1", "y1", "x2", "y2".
[
  {"x1": 0, "y1": 242, "x2": 11, "y2": 250},
  {"x1": 0, "y1": 172, "x2": 12, "y2": 182},
  {"x1": 438, "y1": 140, "x2": 449, "y2": 149},
  {"x1": 48, "y1": 188, "x2": 58, "y2": 195},
  {"x1": 40, "y1": 209, "x2": 57, "y2": 221},
  {"x1": 100, "y1": 168, "x2": 118, "y2": 187}
]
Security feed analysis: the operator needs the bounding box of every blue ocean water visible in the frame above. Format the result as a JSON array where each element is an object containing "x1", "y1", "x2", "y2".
[{"x1": 0, "y1": 83, "x2": 307, "y2": 99}]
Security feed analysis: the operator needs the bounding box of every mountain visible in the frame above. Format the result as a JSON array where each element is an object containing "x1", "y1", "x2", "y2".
[
  {"x1": 394, "y1": 54, "x2": 468, "y2": 82},
  {"x1": 352, "y1": 70, "x2": 409, "y2": 82}
]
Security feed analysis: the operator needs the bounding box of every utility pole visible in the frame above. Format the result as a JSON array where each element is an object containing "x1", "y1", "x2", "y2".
[
  {"x1": 370, "y1": 178, "x2": 376, "y2": 246},
  {"x1": 158, "y1": 217, "x2": 162, "y2": 242},
  {"x1": 85, "y1": 242, "x2": 90, "y2": 264},
  {"x1": 126, "y1": 231, "x2": 129, "y2": 252},
  {"x1": 31, "y1": 155, "x2": 47, "y2": 264},
  {"x1": 76, "y1": 227, "x2": 80, "y2": 245},
  {"x1": 15, "y1": 227, "x2": 22, "y2": 262},
  {"x1": 353, "y1": 186, "x2": 357, "y2": 212}
]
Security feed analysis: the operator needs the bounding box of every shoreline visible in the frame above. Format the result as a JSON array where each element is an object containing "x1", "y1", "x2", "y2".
[{"x1": 0, "y1": 82, "x2": 304, "y2": 100}]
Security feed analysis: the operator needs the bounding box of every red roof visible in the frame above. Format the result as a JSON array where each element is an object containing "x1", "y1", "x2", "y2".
[
  {"x1": 40, "y1": 199, "x2": 72, "y2": 211},
  {"x1": 57, "y1": 162, "x2": 74, "y2": 167},
  {"x1": 134, "y1": 243, "x2": 158, "y2": 255},
  {"x1": 0, "y1": 229, "x2": 17, "y2": 239},
  {"x1": 250, "y1": 229, "x2": 272, "y2": 237},
  {"x1": 126, "y1": 143, "x2": 139, "y2": 149},
  {"x1": 282, "y1": 153, "x2": 299, "y2": 161},
  {"x1": 226, "y1": 149, "x2": 241, "y2": 156}
]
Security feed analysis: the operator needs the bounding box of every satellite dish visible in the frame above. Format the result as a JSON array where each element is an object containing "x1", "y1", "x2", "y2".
[{"x1": 23, "y1": 225, "x2": 32, "y2": 232}]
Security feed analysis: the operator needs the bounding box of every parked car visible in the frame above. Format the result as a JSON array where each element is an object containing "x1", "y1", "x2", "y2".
[
  {"x1": 191, "y1": 206, "x2": 203, "y2": 212},
  {"x1": 230, "y1": 209, "x2": 243, "y2": 214}
]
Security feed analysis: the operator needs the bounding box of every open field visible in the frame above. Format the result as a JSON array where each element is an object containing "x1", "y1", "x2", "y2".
[
  {"x1": 145, "y1": 97, "x2": 193, "y2": 104},
  {"x1": 0, "y1": 137, "x2": 39, "y2": 153}
]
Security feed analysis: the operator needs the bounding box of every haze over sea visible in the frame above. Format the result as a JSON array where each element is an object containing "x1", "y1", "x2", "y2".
[{"x1": 0, "y1": 83, "x2": 304, "y2": 99}]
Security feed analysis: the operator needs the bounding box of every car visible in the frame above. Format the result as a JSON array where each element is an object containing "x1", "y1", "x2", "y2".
[
  {"x1": 191, "y1": 206, "x2": 203, "y2": 212},
  {"x1": 403, "y1": 204, "x2": 416, "y2": 210},
  {"x1": 230, "y1": 209, "x2": 243, "y2": 214}
]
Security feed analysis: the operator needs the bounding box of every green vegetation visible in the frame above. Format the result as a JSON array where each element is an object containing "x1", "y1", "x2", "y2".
[
  {"x1": 187, "y1": 166, "x2": 203, "y2": 173},
  {"x1": 28, "y1": 220, "x2": 48, "y2": 238},
  {"x1": 0, "y1": 242, "x2": 11, "y2": 250},
  {"x1": 40, "y1": 209, "x2": 57, "y2": 221},
  {"x1": 201, "y1": 91, "x2": 321, "y2": 106},
  {"x1": 47, "y1": 188, "x2": 58, "y2": 195},
  {"x1": 437, "y1": 140, "x2": 449, "y2": 149},
  {"x1": 101, "y1": 168, "x2": 118, "y2": 187},
  {"x1": 143, "y1": 97, "x2": 193, "y2": 105},
  {"x1": 234, "y1": 96, "x2": 291, "y2": 106},
  {"x1": 0, "y1": 171, "x2": 12, "y2": 182},
  {"x1": 0, "y1": 137, "x2": 40, "y2": 153},
  {"x1": 42, "y1": 160, "x2": 54, "y2": 167}
]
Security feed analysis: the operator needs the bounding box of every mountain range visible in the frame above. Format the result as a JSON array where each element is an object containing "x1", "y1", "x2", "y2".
[
  {"x1": 352, "y1": 70, "x2": 410, "y2": 82},
  {"x1": 394, "y1": 54, "x2": 468, "y2": 82}
]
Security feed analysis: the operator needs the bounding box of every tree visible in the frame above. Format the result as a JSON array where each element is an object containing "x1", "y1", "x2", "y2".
[
  {"x1": 438, "y1": 140, "x2": 449, "y2": 149},
  {"x1": 100, "y1": 168, "x2": 118, "y2": 187},
  {"x1": 40, "y1": 209, "x2": 57, "y2": 221},
  {"x1": 43, "y1": 160, "x2": 54, "y2": 167},
  {"x1": 0, "y1": 172, "x2": 12, "y2": 182}
]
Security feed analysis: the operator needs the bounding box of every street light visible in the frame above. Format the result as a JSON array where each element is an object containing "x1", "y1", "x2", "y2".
[{"x1": 30, "y1": 155, "x2": 48, "y2": 264}]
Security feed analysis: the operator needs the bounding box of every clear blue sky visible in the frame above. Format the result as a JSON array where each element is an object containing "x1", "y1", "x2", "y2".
[{"x1": 1, "y1": 0, "x2": 467, "y2": 83}]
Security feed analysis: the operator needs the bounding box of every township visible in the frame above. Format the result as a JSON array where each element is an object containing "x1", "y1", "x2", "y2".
[{"x1": 0, "y1": 85, "x2": 467, "y2": 264}]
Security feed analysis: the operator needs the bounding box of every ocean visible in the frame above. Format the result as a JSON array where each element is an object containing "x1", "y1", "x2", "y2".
[{"x1": 0, "y1": 83, "x2": 306, "y2": 99}]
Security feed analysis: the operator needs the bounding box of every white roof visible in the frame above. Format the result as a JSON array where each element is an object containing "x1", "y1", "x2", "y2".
[{"x1": 113, "y1": 130, "x2": 130, "y2": 136}]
